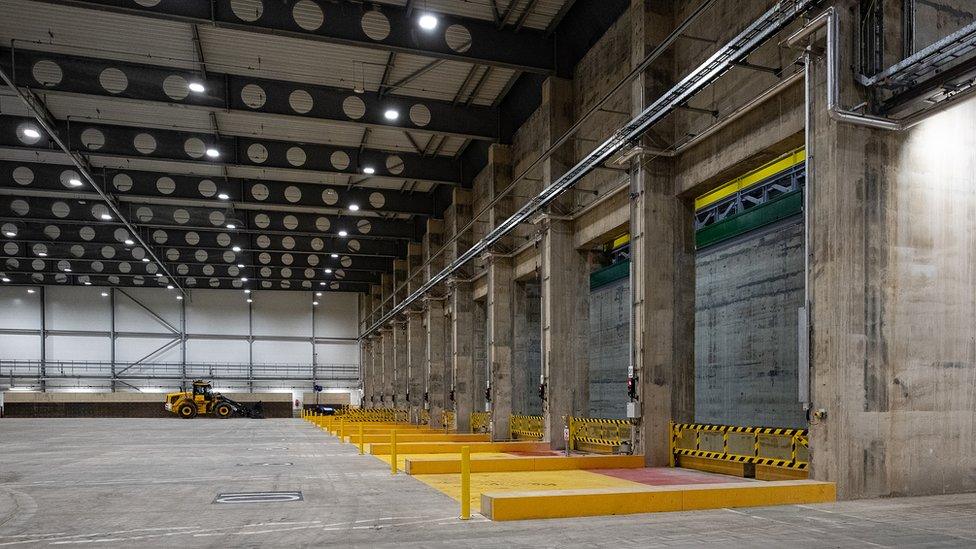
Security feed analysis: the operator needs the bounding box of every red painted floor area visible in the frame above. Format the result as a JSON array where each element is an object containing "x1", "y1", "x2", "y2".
[{"x1": 593, "y1": 467, "x2": 749, "y2": 486}]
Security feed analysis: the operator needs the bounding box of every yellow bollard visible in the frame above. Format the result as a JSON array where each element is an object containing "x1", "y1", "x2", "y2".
[
  {"x1": 460, "y1": 445, "x2": 470, "y2": 520},
  {"x1": 390, "y1": 430, "x2": 398, "y2": 475},
  {"x1": 358, "y1": 424, "x2": 364, "y2": 455}
]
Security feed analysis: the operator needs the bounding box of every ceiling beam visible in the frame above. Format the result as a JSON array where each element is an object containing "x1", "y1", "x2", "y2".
[
  {"x1": 0, "y1": 218, "x2": 407, "y2": 258},
  {"x1": 34, "y1": 0, "x2": 556, "y2": 74},
  {"x1": 0, "y1": 116, "x2": 462, "y2": 186},
  {"x1": 1, "y1": 47, "x2": 501, "y2": 142},
  {"x1": 0, "y1": 193, "x2": 423, "y2": 241},
  {"x1": 0, "y1": 162, "x2": 440, "y2": 217},
  {"x1": 0, "y1": 270, "x2": 370, "y2": 292}
]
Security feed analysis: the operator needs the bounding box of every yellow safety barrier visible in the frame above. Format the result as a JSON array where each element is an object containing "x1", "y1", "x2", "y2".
[
  {"x1": 441, "y1": 410, "x2": 456, "y2": 431},
  {"x1": 670, "y1": 421, "x2": 810, "y2": 470},
  {"x1": 343, "y1": 408, "x2": 408, "y2": 423},
  {"x1": 568, "y1": 416, "x2": 633, "y2": 454},
  {"x1": 460, "y1": 446, "x2": 471, "y2": 520},
  {"x1": 509, "y1": 414, "x2": 544, "y2": 440},
  {"x1": 358, "y1": 424, "x2": 364, "y2": 455},
  {"x1": 420, "y1": 409, "x2": 430, "y2": 426},
  {"x1": 470, "y1": 411, "x2": 491, "y2": 433},
  {"x1": 390, "y1": 430, "x2": 398, "y2": 475}
]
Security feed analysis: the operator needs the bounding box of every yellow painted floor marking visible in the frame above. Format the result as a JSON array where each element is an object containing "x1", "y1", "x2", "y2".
[{"x1": 412, "y1": 470, "x2": 647, "y2": 513}]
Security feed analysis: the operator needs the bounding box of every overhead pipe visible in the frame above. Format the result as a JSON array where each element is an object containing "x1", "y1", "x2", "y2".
[{"x1": 362, "y1": 0, "x2": 820, "y2": 338}]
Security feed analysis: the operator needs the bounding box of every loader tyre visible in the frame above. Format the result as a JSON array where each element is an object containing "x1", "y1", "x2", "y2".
[
  {"x1": 215, "y1": 403, "x2": 233, "y2": 418},
  {"x1": 177, "y1": 402, "x2": 197, "y2": 419}
]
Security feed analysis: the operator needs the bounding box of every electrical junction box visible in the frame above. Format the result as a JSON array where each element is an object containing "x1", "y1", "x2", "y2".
[{"x1": 626, "y1": 401, "x2": 640, "y2": 419}]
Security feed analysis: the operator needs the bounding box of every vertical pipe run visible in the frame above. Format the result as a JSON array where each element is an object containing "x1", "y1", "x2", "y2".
[{"x1": 460, "y1": 445, "x2": 471, "y2": 520}]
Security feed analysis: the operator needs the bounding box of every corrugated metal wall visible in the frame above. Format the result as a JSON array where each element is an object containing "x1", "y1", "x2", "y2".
[
  {"x1": 587, "y1": 277, "x2": 629, "y2": 418},
  {"x1": 694, "y1": 217, "x2": 806, "y2": 428}
]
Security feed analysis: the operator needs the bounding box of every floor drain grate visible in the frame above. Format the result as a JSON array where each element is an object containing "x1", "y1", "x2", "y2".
[{"x1": 214, "y1": 491, "x2": 303, "y2": 504}]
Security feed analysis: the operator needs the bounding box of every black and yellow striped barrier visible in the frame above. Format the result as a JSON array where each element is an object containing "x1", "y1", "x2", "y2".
[
  {"x1": 509, "y1": 414, "x2": 544, "y2": 440},
  {"x1": 470, "y1": 411, "x2": 491, "y2": 433},
  {"x1": 670, "y1": 421, "x2": 809, "y2": 470},
  {"x1": 569, "y1": 416, "x2": 633, "y2": 454}
]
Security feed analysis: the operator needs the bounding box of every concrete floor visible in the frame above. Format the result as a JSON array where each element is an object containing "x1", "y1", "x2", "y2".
[{"x1": 1, "y1": 419, "x2": 974, "y2": 548}]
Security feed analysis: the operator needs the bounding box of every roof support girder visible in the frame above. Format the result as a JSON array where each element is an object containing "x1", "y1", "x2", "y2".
[
  {"x1": 1, "y1": 47, "x2": 501, "y2": 141},
  {"x1": 0, "y1": 116, "x2": 461, "y2": 185},
  {"x1": 38, "y1": 0, "x2": 556, "y2": 73},
  {"x1": 0, "y1": 162, "x2": 438, "y2": 217}
]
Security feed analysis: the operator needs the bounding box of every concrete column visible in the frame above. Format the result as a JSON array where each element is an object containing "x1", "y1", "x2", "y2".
[
  {"x1": 425, "y1": 297, "x2": 448, "y2": 428},
  {"x1": 539, "y1": 216, "x2": 589, "y2": 449},
  {"x1": 359, "y1": 338, "x2": 371, "y2": 407},
  {"x1": 487, "y1": 254, "x2": 514, "y2": 440},
  {"x1": 629, "y1": 0, "x2": 694, "y2": 467},
  {"x1": 393, "y1": 320, "x2": 408, "y2": 410},
  {"x1": 450, "y1": 281, "x2": 475, "y2": 432},
  {"x1": 367, "y1": 335, "x2": 380, "y2": 407},
  {"x1": 393, "y1": 259, "x2": 408, "y2": 305},
  {"x1": 380, "y1": 327, "x2": 394, "y2": 407},
  {"x1": 407, "y1": 311, "x2": 425, "y2": 422}
]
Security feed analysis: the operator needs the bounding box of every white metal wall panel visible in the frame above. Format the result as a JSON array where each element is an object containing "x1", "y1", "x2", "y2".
[
  {"x1": 186, "y1": 291, "x2": 250, "y2": 336},
  {"x1": 186, "y1": 338, "x2": 250, "y2": 365},
  {"x1": 46, "y1": 335, "x2": 111, "y2": 362},
  {"x1": 45, "y1": 286, "x2": 111, "y2": 331},
  {"x1": 0, "y1": 287, "x2": 40, "y2": 329},
  {"x1": 314, "y1": 342, "x2": 359, "y2": 365},
  {"x1": 251, "y1": 291, "x2": 311, "y2": 337},
  {"x1": 114, "y1": 335, "x2": 182, "y2": 364},
  {"x1": 115, "y1": 288, "x2": 181, "y2": 334},
  {"x1": 0, "y1": 334, "x2": 40, "y2": 360},
  {"x1": 314, "y1": 292, "x2": 359, "y2": 338},
  {"x1": 252, "y1": 340, "x2": 309, "y2": 364}
]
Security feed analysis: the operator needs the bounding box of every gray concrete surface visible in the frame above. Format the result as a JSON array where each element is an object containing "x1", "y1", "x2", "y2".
[{"x1": 2, "y1": 418, "x2": 976, "y2": 548}]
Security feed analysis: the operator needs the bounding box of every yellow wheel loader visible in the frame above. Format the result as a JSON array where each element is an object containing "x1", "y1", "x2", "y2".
[{"x1": 164, "y1": 380, "x2": 263, "y2": 419}]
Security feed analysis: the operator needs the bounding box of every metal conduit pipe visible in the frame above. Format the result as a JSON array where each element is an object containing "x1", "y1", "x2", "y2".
[
  {"x1": 361, "y1": 0, "x2": 820, "y2": 338},
  {"x1": 362, "y1": 0, "x2": 719, "y2": 325}
]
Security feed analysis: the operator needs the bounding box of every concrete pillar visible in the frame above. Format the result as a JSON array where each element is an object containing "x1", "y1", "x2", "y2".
[
  {"x1": 450, "y1": 281, "x2": 475, "y2": 432},
  {"x1": 425, "y1": 297, "x2": 448, "y2": 428},
  {"x1": 539, "y1": 216, "x2": 589, "y2": 449},
  {"x1": 393, "y1": 320, "x2": 408, "y2": 410},
  {"x1": 380, "y1": 327, "x2": 394, "y2": 407},
  {"x1": 407, "y1": 311, "x2": 425, "y2": 422},
  {"x1": 487, "y1": 254, "x2": 514, "y2": 440},
  {"x1": 628, "y1": 0, "x2": 694, "y2": 467}
]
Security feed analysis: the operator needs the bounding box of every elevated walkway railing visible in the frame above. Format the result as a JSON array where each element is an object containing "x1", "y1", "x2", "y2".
[{"x1": 670, "y1": 421, "x2": 809, "y2": 470}]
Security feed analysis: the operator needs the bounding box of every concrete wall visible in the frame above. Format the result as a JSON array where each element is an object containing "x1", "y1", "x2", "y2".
[
  {"x1": 695, "y1": 218, "x2": 806, "y2": 428},
  {"x1": 588, "y1": 277, "x2": 630, "y2": 418},
  {"x1": 512, "y1": 280, "x2": 543, "y2": 416},
  {"x1": 810, "y1": 32, "x2": 976, "y2": 498}
]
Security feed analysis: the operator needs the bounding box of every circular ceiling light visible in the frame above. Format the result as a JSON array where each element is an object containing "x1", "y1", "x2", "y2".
[
  {"x1": 419, "y1": 14, "x2": 438, "y2": 30},
  {"x1": 205, "y1": 148, "x2": 220, "y2": 158},
  {"x1": 383, "y1": 109, "x2": 400, "y2": 121},
  {"x1": 188, "y1": 82, "x2": 206, "y2": 93}
]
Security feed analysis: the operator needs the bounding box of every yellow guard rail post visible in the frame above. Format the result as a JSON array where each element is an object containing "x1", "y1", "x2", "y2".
[
  {"x1": 390, "y1": 429, "x2": 397, "y2": 475},
  {"x1": 460, "y1": 445, "x2": 470, "y2": 520},
  {"x1": 358, "y1": 424, "x2": 364, "y2": 455}
]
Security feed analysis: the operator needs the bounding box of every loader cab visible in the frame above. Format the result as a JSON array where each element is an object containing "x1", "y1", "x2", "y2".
[{"x1": 192, "y1": 381, "x2": 214, "y2": 403}]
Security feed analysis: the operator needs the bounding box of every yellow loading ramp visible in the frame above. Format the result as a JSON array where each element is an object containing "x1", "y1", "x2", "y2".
[
  {"x1": 480, "y1": 480, "x2": 836, "y2": 521},
  {"x1": 346, "y1": 433, "x2": 489, "y2": 444},
  {"x1": 369, "y1": 441, "x2": 551, "y2": 456},
  {"x1": 405, "y1": 454, "x2": 645, "y2": 474}
]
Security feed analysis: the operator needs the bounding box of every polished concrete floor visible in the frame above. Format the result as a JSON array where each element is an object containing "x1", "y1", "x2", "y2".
[{"x1": 1, "y1": 418, "x2": 975, "y2": 547}]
